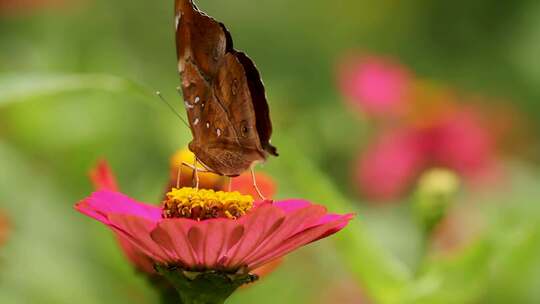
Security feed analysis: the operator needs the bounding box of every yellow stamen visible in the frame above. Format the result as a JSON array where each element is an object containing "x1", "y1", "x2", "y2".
[{"x1": 162, "y1": 187, "x2": 254, "y2": 220}]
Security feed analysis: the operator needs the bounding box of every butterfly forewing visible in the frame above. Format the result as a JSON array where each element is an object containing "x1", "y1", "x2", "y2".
[{"x1": 175, "y1": 0, "x2": 227, "y2": 77}]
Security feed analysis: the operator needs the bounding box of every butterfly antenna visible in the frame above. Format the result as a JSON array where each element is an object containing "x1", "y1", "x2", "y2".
[{"x1": 155, "y1": 91, "x2": 190, "y2": 129}]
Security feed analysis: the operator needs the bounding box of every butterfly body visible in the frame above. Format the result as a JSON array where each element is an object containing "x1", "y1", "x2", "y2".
[{"x1": 175, "y1": 0, "x2": 277, "y2": 177}]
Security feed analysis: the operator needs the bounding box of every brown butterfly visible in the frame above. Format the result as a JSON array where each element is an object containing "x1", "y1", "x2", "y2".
[{"x1": 174, "y1": 0, "x2": 277, "y2": 177}]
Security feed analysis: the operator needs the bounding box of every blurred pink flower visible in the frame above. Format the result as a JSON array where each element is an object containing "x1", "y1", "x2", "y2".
[
  {"x1": 356, "y1": 108, "x2": 498, "y2": 202},
  {"x1": 355, "y1": 129, "x2": 426, "y2": 202},
  {"x1": 338, "y1": 54, "x2": 412, "y2": 117},
  {"x1": 427, "y1": 109, "x2": 496, "y2": 180},
  {"x1": 75, "y1": 189, "x2": 353, "y2": 273}
]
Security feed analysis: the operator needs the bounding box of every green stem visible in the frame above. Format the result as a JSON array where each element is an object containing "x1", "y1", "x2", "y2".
[
  {"x1": 156, "y1": 266, "x2": 257, "y2": 304},
  {"x1": 159, "y1": 286, "x2": 184, "y2": 304}
]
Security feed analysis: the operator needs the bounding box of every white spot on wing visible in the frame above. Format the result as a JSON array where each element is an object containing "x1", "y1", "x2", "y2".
[
  {"x1": 184, "y1": 101, "x2": 194, "y2": 109},
  {"x1": 206, "y1": 122, "x2": 210, "y2": 128},
  {"x1": 175, "y1": 13, "x2": 181, "y2": 30},
  {"x1": 216, "y1": 128, "x2": 222, "y2": 137},
  {"x1": 194, "y1": 96, "x2": 200, "y2": 104},
  {"x1": 178, "y1": 62, "x2": 184, "y2": 74},
  {"x1": 193, "y1": 118, "x2": 199, "y2": 125}
]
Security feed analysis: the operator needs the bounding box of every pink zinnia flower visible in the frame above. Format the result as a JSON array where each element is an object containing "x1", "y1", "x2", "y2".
[
  {"x1": 79, "y1": 161, "x2": 352, "y2": 302},
  {"x1": 91, "y1": 154, "x2": 284, "y2": 278},
  {"x1": 76, "y1": 190, "x2": 351, "y2": 272},
  {"x1": 338, "y1": 54, "x2": 412, "y2": 117},
  {"x1": 167, "y1": 148, "x2": 284, "y2": 280}
]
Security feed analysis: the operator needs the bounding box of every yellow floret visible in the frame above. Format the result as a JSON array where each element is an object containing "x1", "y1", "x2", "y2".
[{"x1": 162, "y1": 187, "x2": 254, "y2": 220}]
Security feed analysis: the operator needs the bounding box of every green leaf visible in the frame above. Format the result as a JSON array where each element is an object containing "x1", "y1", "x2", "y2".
[{"x1": 0, "y1": 73, "x2": 143, "y2": 106}]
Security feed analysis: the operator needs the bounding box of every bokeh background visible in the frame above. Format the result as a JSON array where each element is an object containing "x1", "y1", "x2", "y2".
[{"x1": 1, "y1": 0, "x2": 540, "y2": 303}]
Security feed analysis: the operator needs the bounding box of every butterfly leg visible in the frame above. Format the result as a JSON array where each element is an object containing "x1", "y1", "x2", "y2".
[
  {"x1": 193, "y1": 157, "x2": 200, "y2": 189},
  {"x1": 251, "y1": 167, "x2": 266, "y2": 200},
  {"x1": 176, "y1": 164, "x2": 182, "y2": 188}
]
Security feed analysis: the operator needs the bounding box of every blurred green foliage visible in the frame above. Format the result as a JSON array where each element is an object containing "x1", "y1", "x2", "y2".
[{"x1": 1, "y1": 0, "x2": 540, "y2": 303}]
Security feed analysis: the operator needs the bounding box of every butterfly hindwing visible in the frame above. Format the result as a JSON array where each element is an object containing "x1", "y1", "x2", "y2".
[
  {"x1": 175, "y1": 0, "x2": 277, "y2": 176},
  {"x1": 214, "y1": 53, "x2": 262, "y2": 150}
]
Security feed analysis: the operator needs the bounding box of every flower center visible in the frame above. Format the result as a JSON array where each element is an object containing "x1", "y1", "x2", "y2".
[{"x1": 162, "y1": 187, "x2": 254, "y2": 220}]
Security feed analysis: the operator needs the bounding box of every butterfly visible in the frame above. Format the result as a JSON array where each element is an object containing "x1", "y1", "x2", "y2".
[{"x1": 175, "y1": 0, "x2": 277, "y2": 177}]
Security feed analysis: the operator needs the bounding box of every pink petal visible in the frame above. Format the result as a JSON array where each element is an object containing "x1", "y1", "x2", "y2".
[
  {"x1": 201, "y1": 220, "x2": 242, "y2": 268},
  {"x1": 273, "y1": 199, "x2": 312, "y2": 213},
  {"x1": 187, "y1": 225, "x2": 205, "y2": 266},
  {"x1": 310, "y1": 213, "x2": 355, "y2": 242},
  {"x1": 151, "y1": 218, "x2": 245, "y2": 270},
  {"x1": 107, "y1": 214, "x2": 169, "y2": 264},
  {"x1": 115, "y1": 233, "x2": 156, "y2": 274},
  {"x1": 150, "y1": 218, "x2": 199, "y2": 268},
  {"x1": 89, "y1": 159, "x2": 119, "y2": 192},
  {"x1": 75, "y1": 190, "x2": 162, "y2": 225},
  {"x1": 317, "y1": 213, "x2": 345, "y2": 225},
  {"x1": 222, "y1": 204, "x2": 285, "y2": 269},
  {"x1": 249, "y1": 214, "x2": 353, "y2": 269},
  {"x1": 243, "y1": 203, "x2": 327, "y2": 265}
]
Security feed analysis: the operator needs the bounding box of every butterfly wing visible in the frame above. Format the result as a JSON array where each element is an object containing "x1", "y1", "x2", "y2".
[
  {"x1": 175, "y1": 0, "x2": 277, "y2": 176},
  {"x1": 175, "y1": 0, "x2": 227, "y2": 78},
  {"x1": 235, "y1": 52, "x2": 278, "y2": 156},
  {"x1": 179, "y1": 62, "x2": 258, "y2": 176}
]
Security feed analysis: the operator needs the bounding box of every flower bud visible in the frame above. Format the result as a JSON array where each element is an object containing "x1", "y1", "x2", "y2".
[{"x1": 412, "y1": 168, "x2": 460, "y2": 234}]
